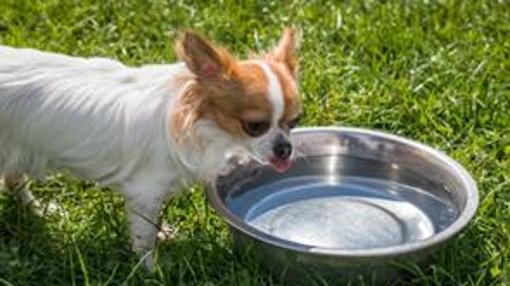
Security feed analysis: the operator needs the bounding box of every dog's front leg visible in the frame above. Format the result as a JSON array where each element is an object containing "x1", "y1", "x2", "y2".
[{"x1": 123, "y1": 181, "x2": 170, "y2": 271}]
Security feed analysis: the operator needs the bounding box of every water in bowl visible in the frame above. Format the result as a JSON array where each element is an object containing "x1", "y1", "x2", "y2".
[{"x1": 227, "y1": 175, "x2": 459, "y2": 250}]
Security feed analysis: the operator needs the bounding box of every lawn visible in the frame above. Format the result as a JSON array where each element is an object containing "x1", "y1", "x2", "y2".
[{"x1": 0, "y1": 0, "x2": 509, "y2": 285}]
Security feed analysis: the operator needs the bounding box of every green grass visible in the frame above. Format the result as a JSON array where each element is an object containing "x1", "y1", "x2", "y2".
[{"x1": 0, "y1": 0, "x2": 509, "y2": 285}]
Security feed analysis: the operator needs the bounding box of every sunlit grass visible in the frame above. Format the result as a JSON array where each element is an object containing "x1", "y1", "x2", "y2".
[{"x1": 0, "y1": 0, "x2": 509, "y2": 285}]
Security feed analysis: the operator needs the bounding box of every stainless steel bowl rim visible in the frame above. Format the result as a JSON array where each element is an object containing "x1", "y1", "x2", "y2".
[{"x1": 208, "y1": 127, "x2": 479, "y2": 257}]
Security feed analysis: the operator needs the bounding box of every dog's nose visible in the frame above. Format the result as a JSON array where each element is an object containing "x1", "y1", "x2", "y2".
[{"x1": 273, "y1": 141, "x2": 292, "y2": 160}]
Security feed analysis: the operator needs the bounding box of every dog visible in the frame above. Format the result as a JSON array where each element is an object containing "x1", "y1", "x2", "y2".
[{"x1": 0, "y1": 28, "x2": 302, "y2": 268}]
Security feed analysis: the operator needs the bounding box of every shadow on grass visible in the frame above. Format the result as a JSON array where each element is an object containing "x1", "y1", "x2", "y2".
[
  {"x1": 0, "y1": 194, "x2": 272, "y2": 286},
  {"x1": 0, "y1": 189, "x2": 493, "y2": 286},
  {"x1": 0, "y1": 195, "x2": 65, "y2": 284},
  {"x1": 0, "y1": 194, "x2": 132, "y2": 285}
]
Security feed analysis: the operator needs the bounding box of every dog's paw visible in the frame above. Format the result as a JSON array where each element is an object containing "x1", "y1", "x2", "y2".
[{"x1": 156, "y1": 221, "x2": 176, "y2": 242}]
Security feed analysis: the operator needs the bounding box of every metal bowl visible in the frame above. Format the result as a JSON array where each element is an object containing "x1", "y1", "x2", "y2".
[{"x1": 208, "y1": 127, "x2": 478, "y2": 284}]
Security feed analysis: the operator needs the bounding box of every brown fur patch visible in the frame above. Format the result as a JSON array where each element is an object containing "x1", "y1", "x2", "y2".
[
  {"x1": 266, "y1": 28, "x2": 299, "y2": 78},
  {"x1": 171, "y1": 62, "x2": 273, "y2": 141},
  {"x1": 176, "y1": 30, "x2": 238, "y2": 82}
]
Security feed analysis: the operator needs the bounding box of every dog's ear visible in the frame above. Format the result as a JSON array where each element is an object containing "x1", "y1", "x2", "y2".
[
  {"x1": 177, "y1": 30, "x2": 237, "y2": 82},
  {"x1": 267, "y1": 27, "x2": 300, "y2": 77}
]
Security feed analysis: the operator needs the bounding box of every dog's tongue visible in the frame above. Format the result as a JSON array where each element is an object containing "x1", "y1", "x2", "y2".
[{"x1": 270, "y1": 158, "x2": 292, "y2": 173}]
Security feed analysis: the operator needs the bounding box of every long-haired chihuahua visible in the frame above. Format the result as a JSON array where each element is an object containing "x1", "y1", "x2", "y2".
[{"x1": 0, "y1": 28, "x2": 302, "y2": 268}]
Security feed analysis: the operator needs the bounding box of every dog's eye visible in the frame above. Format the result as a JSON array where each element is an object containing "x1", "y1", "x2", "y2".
[
  {"x1": 242, "y1": 120, "x2": 270, "y2": 137},
  {"x1": 287, "y1": 116, "x2": 301, "y2": 129}
]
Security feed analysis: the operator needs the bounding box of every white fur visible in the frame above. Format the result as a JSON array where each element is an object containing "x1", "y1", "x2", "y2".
[
  {"x1": 255, "y1": 61, "x2": 284, "y2": 124},
  {"x1": 244, "y1": 61, "x2": 289, "y2": 162},
  {"x1": 0, "y1": 46, "x2": 257, "y2": 268}
]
